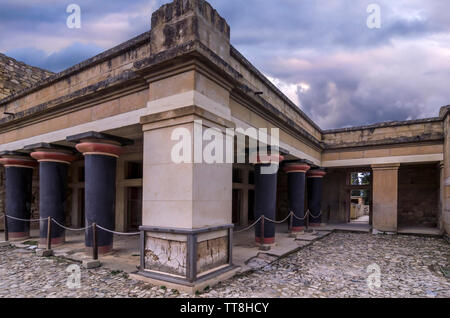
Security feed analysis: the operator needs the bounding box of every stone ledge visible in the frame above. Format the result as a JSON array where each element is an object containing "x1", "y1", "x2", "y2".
[{"x1": 130, "y1": 265, "x2": 239, "y2": 295}]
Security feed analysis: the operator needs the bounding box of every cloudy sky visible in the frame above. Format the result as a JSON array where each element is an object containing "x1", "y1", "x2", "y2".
[{"x1": 1, "y1": 0, "x2": 449, "y2": 129}]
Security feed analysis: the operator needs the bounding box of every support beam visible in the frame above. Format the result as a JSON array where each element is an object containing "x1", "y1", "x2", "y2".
[
  {"x1": 0, "y1": 151, "x2": 36, "y2": 240},
  {"x1": 67, "y1": 132, "x2": 133, "y2": 254},
  {"x1": 284, "y1": 162, "x2": 310, "y2": 234},
  {"x1": 371, "y1": 163, "x2": 400, "y2": 233},
  {"x1": 307, "y1": 168, "x2": 327, "y2": 227},
  {"x1": 26, "y1": 143, "x2": 76, "y2": 247}
]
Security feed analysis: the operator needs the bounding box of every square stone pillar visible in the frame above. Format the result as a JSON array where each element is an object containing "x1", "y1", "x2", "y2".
[
  {"x1": 441, "y1": 106, "x2": 450, "y2": 235},
  {"x1": 371, "y1": 163, "x2": 400, "y2": 233},
  {"x1": 138, "y1": 105, "x2": 237, "y2": 291}
]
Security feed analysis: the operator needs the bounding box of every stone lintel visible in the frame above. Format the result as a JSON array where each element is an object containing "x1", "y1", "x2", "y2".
[
  {"x1": 371, "y1": 163, "x2": 401, "y2": 170},
  {"x1": 140, "y1": 105, "x2": 235, "y2": 131}
]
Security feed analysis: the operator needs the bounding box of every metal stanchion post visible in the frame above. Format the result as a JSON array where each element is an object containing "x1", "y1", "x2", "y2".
[
  {"x1": 46, "y1": 216, "x2": 52, "y2": 250},
  {"x1": 92, "y1": 223, "x2": 98, "y2": 260},
  {"x1": 4, "y1": 214, "x2": 8, "y2": 242},
  {"x1": 289, "y1": 212, "x2": 293, "y2": 233}
]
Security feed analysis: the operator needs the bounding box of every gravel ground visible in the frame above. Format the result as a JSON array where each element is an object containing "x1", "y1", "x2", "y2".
[{"x1": 0, "y1": 232, "x2": 448, "y2": 298}]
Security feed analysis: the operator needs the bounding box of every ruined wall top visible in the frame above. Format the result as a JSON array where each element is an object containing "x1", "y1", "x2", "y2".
[
  {"x1": 150, "y1": 0, "x2": 230, "y2": 61},
  {"x1": 0, "y1": 53, "x2": 53, "y2": 100}
]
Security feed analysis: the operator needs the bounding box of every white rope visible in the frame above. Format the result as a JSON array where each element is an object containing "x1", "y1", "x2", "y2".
[
  {"x1": 292, "y1": 210, "x2": 309, "y2": 221},
  {"x1": 263, "y1": 212, "x2": 293, "y2": 224},
  {"x1": 51, "y1": 218, "x2": 93, "y2": 232},
  {"x1": 234, "y1": 216, "x2": 263, "y2": 234},
  {"x1": 95, "y1": 224, "x2": 140, "y2": 236},
  {"x1": 6, "y1": 215, "x2": 47, "y2": 222},
  {"x1": 309, "y1": 210, "x2": 323, "y2": 219}
]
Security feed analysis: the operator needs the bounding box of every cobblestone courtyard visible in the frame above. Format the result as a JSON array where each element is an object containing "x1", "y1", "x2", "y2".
[{"x1": 0, "y1": 232, "x2": 448, "y2": 298}]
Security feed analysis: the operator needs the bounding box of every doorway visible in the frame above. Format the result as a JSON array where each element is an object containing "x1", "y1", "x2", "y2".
[{"x1": 347, "y1": 171, "x2": 372, "y2": 225}]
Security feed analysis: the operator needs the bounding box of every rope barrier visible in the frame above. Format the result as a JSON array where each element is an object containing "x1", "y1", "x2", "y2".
[
  {"x1": 263, "y1": 212, "x2": 293, "y2": 224},
  {"x1": 232, "y1": 208, "x2": 322, "y2": 234},
  {"x1": 309, "y1": 210, "x2": 322, "y2": 219},
  {"x1": 233, "y1": 216, "x2": 263, "y2": 234},
  {"x1": 292, "y1": 210, "x2": 309, "y2": 221},
  {"x1": 5, "y1": 215, "x2": 47, "y2": 222},
  {"x1": 95, "y1": 224, "x2": 140, "y2": 236},
  {"x1": 51, "y1": 218, "x2": 93, "y2": 232}
]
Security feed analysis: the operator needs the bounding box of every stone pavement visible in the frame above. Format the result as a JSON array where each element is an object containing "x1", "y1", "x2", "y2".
[{"x1": 0, "y1": 232, "x2": 448, "y2": 298}]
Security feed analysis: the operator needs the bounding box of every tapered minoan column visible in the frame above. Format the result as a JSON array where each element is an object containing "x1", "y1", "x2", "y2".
[
  {"x1": 25, "y1": 143, "x2": 76, "y2": 246},
  {"x1": 284, "y1": 161, "x2": 310, "y2": 234},
  {"x1": 67, "y1": 132, "x2": 133, "y2": 254},
  {"x1": 0, "y1": 151, "x2": 36, "y2": 240},
  {"x1": 254, "y1": 154, "x2": 284, "y2": 245},
  {"x1": 307, "y1": 168, "x2": 327, "y2": 227}
]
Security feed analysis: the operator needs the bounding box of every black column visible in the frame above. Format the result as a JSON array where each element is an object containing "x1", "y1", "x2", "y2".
[
  {"x1": 26, "y1": 143, "x2": 76, "y2": 246},
  {"x1": 67, "y1": 131, "x2": 133, "y2": 255},
  {"x1": 284, "y1": 162, "x2": 310, "y2": 233},
  {"x1": 84, "y1": 154, "x2": 117, "y2": 253},
  {"x1": 254, "y1": 154, "x2": 283, "y2": 245},
  {"x1": 307, "y1": 168, "x2": 326, "y2": 227},
  {"x1": 0, "y1": 152, "x2": 36, "y2": 240}
]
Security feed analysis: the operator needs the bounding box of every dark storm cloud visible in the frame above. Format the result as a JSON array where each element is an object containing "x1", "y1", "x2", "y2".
[{"x1": 1, "y1": 0, "x2": 450, "y2": 128}]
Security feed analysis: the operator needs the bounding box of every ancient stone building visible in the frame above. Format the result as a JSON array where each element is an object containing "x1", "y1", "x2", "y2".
[
  {"x1": 0, "y1": 53, "x2": 53, "y2": 99},
  {"x1": 0, "y1": 0, "x2": 448, "y2": 292}
]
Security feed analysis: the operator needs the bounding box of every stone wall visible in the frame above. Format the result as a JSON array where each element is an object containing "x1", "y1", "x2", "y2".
[
  {"x1": 0, "y1": 53, "x2": 53, "y2": 100},
  {"x1": 397, "y1": 164, "x2": 440, "y2": 228},
  {"x1": 323, "y1": 119, "x2": 443, "y2": 149},
  {"x1": 0, "y1": 166, "x2": 4, "y2": 229}
]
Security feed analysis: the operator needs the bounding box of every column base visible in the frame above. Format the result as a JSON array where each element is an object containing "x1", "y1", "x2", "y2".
[
  {"x1": 255, "y1": 237, "x2": 275, "y2": 245},
  {"x1": 85, "y1": 244, "x2": 113, "y2": 256},
  {"x1": 39, "y1": 236, "x2": 65, "y2": 248},
  {"x1": 309, "y1": 223, "x2": 326, "y2": 227},
  {"x1": 8, "y1": 232, "x2": 30, "y2": 241},
  {"x1": 290, "y1": 227, "x2": 305, "y2": 237},
  {"x1": 132, "y1": 265, "x2": 240, "y2": 295}
]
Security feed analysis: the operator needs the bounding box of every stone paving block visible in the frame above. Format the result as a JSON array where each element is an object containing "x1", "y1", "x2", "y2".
[
  {"x1": 82, "y1": 259, "x2": 101, "y2": 269},
  {"x1": 0, "y1": 232, "x2": 448, "y2": 298},
  {"x1": 36, "y1": 249, "x2": 53, "y2": 257}
]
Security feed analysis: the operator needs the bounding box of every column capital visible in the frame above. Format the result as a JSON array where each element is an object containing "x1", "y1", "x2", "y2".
[
  {"x1": 0, "y1": 151, "x2": 37, "y2": 169},
  {"x1": 283, "y1": 162, "x2": 310, "y2": 173},
  {"x1": 25, "y1": 143, "x2": 77, "y2": 165},
  {"x1": 307, "y1": 168, "x2": 327, "y2": 178},
  {"x1": 67, "y1": 131, "x2": 133, "y2": 158},
  {"x1": 371, "y1": 163, "x2": 401, "y2": 171}
]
